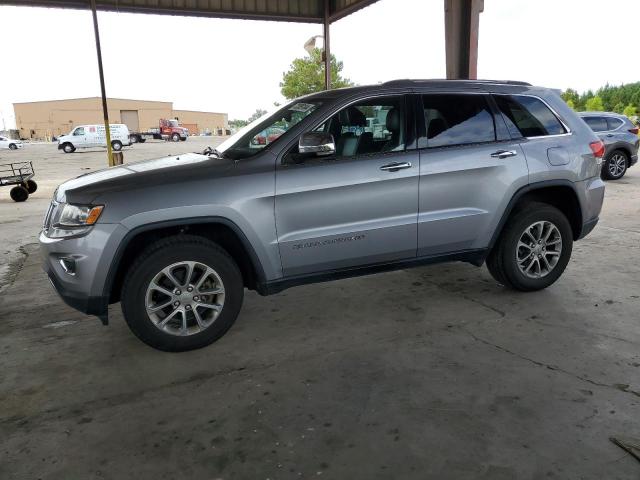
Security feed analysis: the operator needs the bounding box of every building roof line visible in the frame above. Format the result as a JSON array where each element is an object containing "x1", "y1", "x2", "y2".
[{"x1": 13, "y1": 96, "x2": 174, "y2": 105}]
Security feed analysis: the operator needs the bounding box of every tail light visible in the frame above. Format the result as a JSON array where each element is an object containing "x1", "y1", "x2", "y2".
[
  {"x1": 589, "y1": 140, "x2": 605, "y2": 158},
  {"x1": 629, "y1": 127, "x2": 639, "y2": 135}
]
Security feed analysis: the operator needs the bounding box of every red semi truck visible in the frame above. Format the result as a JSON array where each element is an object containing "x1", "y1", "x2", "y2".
[{"x1": 129, "y1": 119, "x2": 189, "y2": 144}]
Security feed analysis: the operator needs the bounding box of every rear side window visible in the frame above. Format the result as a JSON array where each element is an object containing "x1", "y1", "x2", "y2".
[
  {"x1": 494, "y1": 95, "x2": 566, "y2": 138},
  {"x1": 419, "y1": 94, "x2": 496, "y2": 148},
  {"x1": 583, "y1": 116, "x2": 608, "y2": 132},
  {"x1": 606, "y1": 117, "x2": 624, "y2": 131}
]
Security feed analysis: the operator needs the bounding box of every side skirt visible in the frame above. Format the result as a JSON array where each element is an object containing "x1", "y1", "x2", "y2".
[{"x1": 257, "y1": 249, "x2": 488, "y2": 296}]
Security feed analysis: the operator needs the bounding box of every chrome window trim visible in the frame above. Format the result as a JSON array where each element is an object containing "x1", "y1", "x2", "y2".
[{"x1": 492, "y1": 93, "x2": 572, "y2": 138}]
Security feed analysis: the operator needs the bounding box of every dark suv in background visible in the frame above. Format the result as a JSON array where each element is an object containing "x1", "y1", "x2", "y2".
[
  {"x1": 41, "y1": 80, "x2": 606, "y2": 351},
  {"x1": 578, "y1": 111, "x2": 639, "y2": 180}
]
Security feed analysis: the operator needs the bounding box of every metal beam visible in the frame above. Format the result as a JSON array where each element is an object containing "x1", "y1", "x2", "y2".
[
  {"x1": 90, "y1": 0, "x2": 113, "y2": 166},
  {"x1": 4, "y1": 0, "x2": 381, "y2": 24},
  {"x1": 444, "y1": 0, "x2": 483, "y2": 79}
]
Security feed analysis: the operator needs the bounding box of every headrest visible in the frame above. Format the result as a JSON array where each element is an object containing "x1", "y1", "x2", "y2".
[{"x1": 386, "y1": 108, "x2": 400, "y2": 131}]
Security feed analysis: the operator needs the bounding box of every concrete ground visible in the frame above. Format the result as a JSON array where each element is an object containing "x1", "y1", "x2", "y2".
[{"x1": 0, "y1": 140, "x2": 639, "y2": 479}]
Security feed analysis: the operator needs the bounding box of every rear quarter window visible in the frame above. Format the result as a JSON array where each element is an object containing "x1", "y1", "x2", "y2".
[
  {"x1": 494, "y1": 95, "x2": 567, "y2": 138},
  {"x1": 606, "y1": 117, "x2": 624, "y2": 131}
]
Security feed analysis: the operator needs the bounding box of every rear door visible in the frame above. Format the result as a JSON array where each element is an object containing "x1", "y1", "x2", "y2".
[
  {"x1": 493, "y1": 94, "x2": 576, "y2": 185},
  {"x1": 275, "y1": 93, "x2": 420, "y2": 276},
  {"x1": 416, "y1": 92, "x2": 528, "y2": 256}
]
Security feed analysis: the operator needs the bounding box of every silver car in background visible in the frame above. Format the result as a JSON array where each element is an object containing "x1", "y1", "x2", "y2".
[{"x1": 578, "y1": 111, "x2": 639, "y2": 180}]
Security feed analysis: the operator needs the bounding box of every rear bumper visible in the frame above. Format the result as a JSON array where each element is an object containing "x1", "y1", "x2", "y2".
[{"x1": 577, "y1": 217, "x2": 599, "y2": 240}]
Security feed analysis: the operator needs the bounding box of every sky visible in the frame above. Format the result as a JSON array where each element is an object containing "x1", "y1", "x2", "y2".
[{"x1": 0, "y1": 0, "x2": 639, "y2": 129}]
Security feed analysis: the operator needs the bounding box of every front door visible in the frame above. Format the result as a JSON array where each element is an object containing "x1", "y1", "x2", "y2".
[{"x1": 275, "y1": 94, "x2": 419, "y2": 277}]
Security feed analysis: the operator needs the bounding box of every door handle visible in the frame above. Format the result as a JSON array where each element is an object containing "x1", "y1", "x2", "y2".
[
  {"x1": 490, "y1": 150, "x2": 518, "y2": 159},
  {"x1": 606, "y1": 134, "x2": 614, "y2": 137},
  {"x1": 380, "y1": 161, "x2": 412, "y2": 172}
]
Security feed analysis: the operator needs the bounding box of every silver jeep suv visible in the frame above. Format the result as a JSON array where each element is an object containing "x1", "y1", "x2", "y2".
[{"x1": 40, "y1": 80, "x2": 606, "y2": 351}]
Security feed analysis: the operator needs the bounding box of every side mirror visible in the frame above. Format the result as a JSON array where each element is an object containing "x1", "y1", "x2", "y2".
[{"x1": 299, "y1": 132, "x2": 335, "y2": 156}]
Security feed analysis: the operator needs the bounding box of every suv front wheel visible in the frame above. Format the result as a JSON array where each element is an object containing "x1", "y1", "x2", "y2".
[
  {"x1": 486, "y1": 202, "x2": 573, "y2": 291},
  {"x1": 121, "y1": 235, "x2": 244, "y2": 351}
]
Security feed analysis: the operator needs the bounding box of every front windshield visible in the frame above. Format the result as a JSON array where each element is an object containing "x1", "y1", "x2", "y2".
[
  {"x1": 216, "y1": 100, "x2": 322, "y2": 160},
  {"x1": 168, "y1": 120, "x2": 179, "y2": 127}
]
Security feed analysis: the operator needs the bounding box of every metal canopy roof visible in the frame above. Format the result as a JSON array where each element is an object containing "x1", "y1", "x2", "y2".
[{"x1": 4, "y1": 0, "x2": 381, "y2": 23}]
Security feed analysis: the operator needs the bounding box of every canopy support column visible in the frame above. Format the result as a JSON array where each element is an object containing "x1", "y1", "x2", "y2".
[
  {"x1": 444, "y1": 0, "x2": 483, "y2": 79},
  {"x1": 323, "y1": 0, "x2": 331, "y2": 90},
  {"x1": 90, "y1": 0, "x2": 114, "y2": 166}
]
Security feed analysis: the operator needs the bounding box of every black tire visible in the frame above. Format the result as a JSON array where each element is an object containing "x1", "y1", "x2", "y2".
[
  {"x1": 129, "y1": 135, "x2": 138, "y2": 144},
  {"x1": 62, "y1": 143, "x2": 75, "y2": 153},
  {"x1": 112, "y1": 140, "x2": 123, "y2": 151},
  {"x1": 601, "y1": 150, "x2": 628, "y2": 180},
  {"x1": 486, "y1": 202, "x2": 573, "y2": 291},
  {"x1": 180, "y1": 137, "x2": 187, "y2": 141},
  {"x1": 10, "y1": 185, "x2": 29, "y2": 202},
  {"x1": 25, "y1": 180, "x2": 37, "y2": 194},
  {"x1": 171, "y1": 133, "x2": 180, "y2": 142},
  {"x1": 9, "y1": 143, "x2": 17, "y2": 150},
  {"x1": 139, "y1": 138, "x2": 146, "y2": 143},
  {"x1": 121, "y1": 235, "x2": 244, "y2": 352}
]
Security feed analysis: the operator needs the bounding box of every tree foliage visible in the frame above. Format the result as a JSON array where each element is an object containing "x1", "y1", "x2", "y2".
[
  {"x1": 280, "y1": 48, "x2": 354, "y2": 100},
  {"x1": 561, "y1": 82, "x2": 640, "y2": 118},
  {"x1": 248, "y1": 109, "x2": 268, "y2": 123},
  {"x1": 585, "y1": 95, "x2": 604, "y2": 111}
]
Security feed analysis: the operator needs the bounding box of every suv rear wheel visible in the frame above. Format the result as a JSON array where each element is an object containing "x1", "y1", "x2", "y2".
[
  {"x1": 602, "y1": 150, "x2": 628, "y2": 180},
  {"x1": 486, "y1": 202, "x2": 573, "y2": 291},
  {"x1": 121, "y1": 235, "x2": 244, "y2": 351}
]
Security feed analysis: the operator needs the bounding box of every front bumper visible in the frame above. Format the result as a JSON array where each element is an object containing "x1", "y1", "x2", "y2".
[{"x1": 40, "y1": 223, "x2": 128, "y2": 321}]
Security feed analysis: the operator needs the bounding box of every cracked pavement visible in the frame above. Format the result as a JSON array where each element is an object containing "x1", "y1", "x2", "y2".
[{"x1": 0, "y1": 142, "x2": 639, "y2": 479}]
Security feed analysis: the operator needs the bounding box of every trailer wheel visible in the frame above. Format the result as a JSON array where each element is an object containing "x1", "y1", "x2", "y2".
[
  {"x1": 130, "y1": 135, "x2": 138, "y2": 144},
  {"x1": 171, "y1": 133, "x2": 180, "y2": 142},
  {"x1": 10, "y1": 186, "x2": 29, "y2": 202},
  {"x1": 62, "y1": 143, "x2": 75, "y2": 153},
  {"x1": 139, "y1": 138, "x2": 146, "y2": 143},
  {"x1": 112, "y1": 140, "x2": 123, "y2": 151},
  {"x1": 25, "y1": 180, "x2": 38, "y2": 194}
]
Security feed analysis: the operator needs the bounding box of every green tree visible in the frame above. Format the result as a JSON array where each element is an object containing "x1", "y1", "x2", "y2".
[
  {"x1": 623, "y1": 104, "x2": 637, "y2": 118},
  {"x1": 565, "y1": 99, "x2": 575, "y2": 110},
  {"x1": 248, "y1": 108, "x2": 268, "y2": 123},
  {"x1": 585, "y1": 95, "x2": 605, "y2": 111},
  {"x1": 229, "y1": 119, "x2": 248, "y2": 129},
  {"x1": 561, "y1": 88, "x2": 580, "y2": 108},
  {"x1": 613, "y1": 102, "x2": 625, "y2": 113},
  {"x1": 280, "y1": 48, "x2": 354, "y2": 99}
]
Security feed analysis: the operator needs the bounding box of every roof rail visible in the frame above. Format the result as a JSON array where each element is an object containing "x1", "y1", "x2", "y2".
[{"x1": 382, "y1": 79, "x2": 532, "y2": 87}]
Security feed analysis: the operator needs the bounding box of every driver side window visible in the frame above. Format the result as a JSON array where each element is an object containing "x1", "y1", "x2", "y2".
[
  {"x1": 322, "y1": 96, "x2": 406, "y2": 158},
  {"x1": 73, "y1": 127, "x2": 85, "y2": 136}
]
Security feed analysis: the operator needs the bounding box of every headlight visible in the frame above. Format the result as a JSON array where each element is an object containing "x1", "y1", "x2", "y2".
[{"x1": 45, "y1": 203, "x2": 104, "y2": 239}]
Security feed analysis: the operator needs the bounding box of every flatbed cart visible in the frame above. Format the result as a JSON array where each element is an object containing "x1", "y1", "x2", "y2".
[{"x1": 0, "y1": 161, "x2": 38, "y2": 202}]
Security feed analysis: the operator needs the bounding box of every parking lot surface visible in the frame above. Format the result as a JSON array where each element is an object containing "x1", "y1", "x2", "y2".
[{"x1": 1, "y1": 140, "x2": 639, "y2": 479}]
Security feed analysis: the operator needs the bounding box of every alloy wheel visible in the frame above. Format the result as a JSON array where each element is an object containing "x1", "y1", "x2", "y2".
[
  {"x1": 516, "y1": 221, "x2": 562, "y2": 279},
  {"x1": 145, "y1": 261, "x2": 225, "y2": 336},
  {"x1": 608, "y1": 153, "x2": 626, "y2": 178}
]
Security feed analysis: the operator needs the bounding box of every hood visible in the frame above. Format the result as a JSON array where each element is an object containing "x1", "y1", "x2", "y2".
[{"x1": 56, "y1": 152, "x2": 233, "y2": 204}]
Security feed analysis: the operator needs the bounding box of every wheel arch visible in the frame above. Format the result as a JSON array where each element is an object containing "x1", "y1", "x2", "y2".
[
  {"x1": 489, "y1": 181, "x2": 584, "y2": 251},
  {"x1": 105, "y1": 218, "x2": 267, "y2": 304}
]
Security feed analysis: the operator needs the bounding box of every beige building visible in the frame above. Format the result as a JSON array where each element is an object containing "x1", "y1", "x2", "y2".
[{"x1": 13, "y1": 97, "x2": 228, "y2": 140}]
